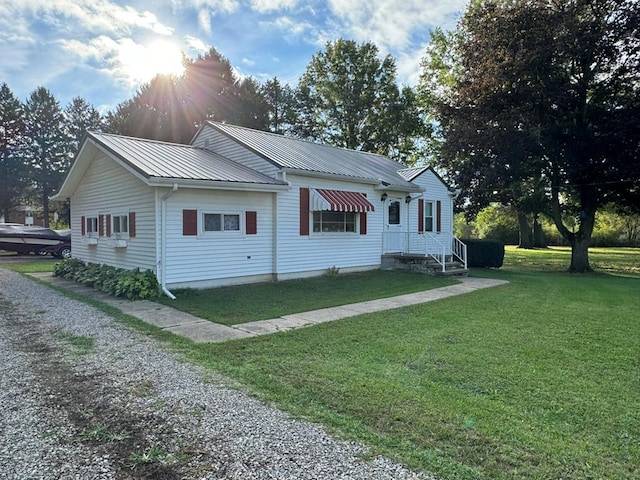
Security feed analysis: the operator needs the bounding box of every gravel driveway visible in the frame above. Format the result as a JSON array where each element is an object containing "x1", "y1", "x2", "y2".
[{"x1": 0, "y1": 267, "x2": 431, "y2": 480}]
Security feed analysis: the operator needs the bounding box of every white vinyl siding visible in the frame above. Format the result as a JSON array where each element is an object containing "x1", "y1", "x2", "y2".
[
  {"x1": 164, "y1": 189, "x2": 275, "y2": 288},
  {"x1": 70, "y1": 153, "x2": 156, "y2": 270},
  {"x1": 192, "y1": 126, "x2": 280, "y2": 178},
  {"x1": 407, "y1": 169, "x2": 455, "y2": 255},
  {"x1": 274, "y1": 175, "x2": 383, "y2": 277}
]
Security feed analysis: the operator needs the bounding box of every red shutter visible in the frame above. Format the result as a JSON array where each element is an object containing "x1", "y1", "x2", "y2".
[
  {"x1": 106, "y1": 215, "x2": 111, "y2": 236},
  {"x1": 246, "y1": 211, "x2": 257, "y2": 235},
  {"x1": 183, "y1": 209, "x2": 197, "y2": 236},
  {"x1": 81, "y1": 216, "x2": 86, "y2": 236},
  {"x1": 299, "y1": 188, "x2": 309, "y2": 236},
  {"x1": 418, "y1": 199, "x2": 424, "y2": 233},
  {"x1": 436, "y1": 201, "x2": 442, "y2": 233},
  {"x1": 359, "y1": 212, "x2": 367, "y2": 235},
  {"x1": 129, "y1": 212, "x2": 136, "y2": 238},
  {"x1": 99, "y1": 215, "x2": 104, "y2": 236}
]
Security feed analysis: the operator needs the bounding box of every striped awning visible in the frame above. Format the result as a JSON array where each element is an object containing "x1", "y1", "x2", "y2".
[{"x1": 312, "y1": 188, "x2": 375, "y2": 212}]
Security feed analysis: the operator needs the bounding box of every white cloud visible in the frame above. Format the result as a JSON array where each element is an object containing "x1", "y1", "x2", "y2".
[
  {"x1": 327, "y1": 0, "x2": 464, "y2": 51},
  {"x1": 184, "y1": 35, "x2": 210, "y2": 54},
  {"x1": 171, "y1": 0, "x2": 239, "y2": 13},
  {"x1": 9, "y1": 0, "x2": 173, "y2": 36},
  {"x1": 251, "y1": 0, "x2": 297, "y2": 13},
  {"x1": 271, "y1": 16, "x2": 313, "y2": 37},
  {"x1": 242, "y1": 57, "x2": 256, "y2": 66}
]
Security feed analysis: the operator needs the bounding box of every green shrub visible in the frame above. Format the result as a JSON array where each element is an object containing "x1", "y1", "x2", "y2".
[
  {"x1": 52, "y1": 259, "x2": 160, "y2": 300},
  {"x1": 461, "y1": 238, "x2": 505, "y2": 268}
]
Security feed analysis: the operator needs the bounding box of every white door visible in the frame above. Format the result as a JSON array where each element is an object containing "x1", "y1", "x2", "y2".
[{"x1": 385, "y1": 199, "x2": 404, "y2": 252}]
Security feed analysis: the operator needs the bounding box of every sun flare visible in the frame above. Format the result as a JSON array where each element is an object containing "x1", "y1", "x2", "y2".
[{"x1": 124, "y1": 39, "x2": 185, "y2": 84}]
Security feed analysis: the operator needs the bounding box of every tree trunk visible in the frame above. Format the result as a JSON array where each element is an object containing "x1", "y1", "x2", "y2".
[
  {"x1": 517, "y1": 211, "x2": 533, "y2": 248},
  {"x1": 569, "y1": 236, "x2": 592, "y2": 272},
  {"x1": 42, "y1": 186, "x2": 50, "y2": 228},
  {"x1": 533, "y1": 215, "x2": 547, "y2": 247}
]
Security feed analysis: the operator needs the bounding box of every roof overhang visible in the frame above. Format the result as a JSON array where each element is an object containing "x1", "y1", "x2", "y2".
[
  {"x1": 147, "y1": 177, "x2": 290, "y2": 192},
  {"x1": 282, "y1": 168, "x2": 422, "y2": 193}
]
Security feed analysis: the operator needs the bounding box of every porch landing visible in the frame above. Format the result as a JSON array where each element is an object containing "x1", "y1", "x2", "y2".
[{"x1": 381, "y1": 253, "x2": 469, "y2": 277}]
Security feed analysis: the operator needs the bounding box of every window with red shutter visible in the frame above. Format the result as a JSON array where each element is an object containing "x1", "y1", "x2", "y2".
[
  {"x1": 183, "y1": 209, "x2": 198, "y2": 236},
  {"x1": 246, "y1": 211, "x2": 257, "y2": 235},
  {"x1": 299, "y1": 188, "x2": 309, "y2": 236},
  {"x1": 359, "y1": 213, "x2": 367, "y2": 235},
  {"x1": 128, "y1": 212, "x2": 136, "y2": 237}
]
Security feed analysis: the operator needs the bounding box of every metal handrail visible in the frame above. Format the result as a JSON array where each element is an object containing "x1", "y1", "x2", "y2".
[{"x1": 382, "y1": 231, "x2": 467, "y2": 273}]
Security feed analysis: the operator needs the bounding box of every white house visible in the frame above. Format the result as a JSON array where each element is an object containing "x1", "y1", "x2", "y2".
[{"x1": 52, "y1": 122, "x2": 466, "y2": 297}]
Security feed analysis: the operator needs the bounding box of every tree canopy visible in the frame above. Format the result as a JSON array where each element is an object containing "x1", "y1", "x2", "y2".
[
  {"x1": 296, "y1": 39, "x2": 427, "y2": 163},
  {"x1": 420, "y1": 0, "x2": 640, "y2": 271}
]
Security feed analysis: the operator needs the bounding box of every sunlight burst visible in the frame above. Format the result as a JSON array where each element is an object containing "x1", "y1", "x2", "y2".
[{"x1": 124, "y1": 39, "x2": 185, "y2": 84}]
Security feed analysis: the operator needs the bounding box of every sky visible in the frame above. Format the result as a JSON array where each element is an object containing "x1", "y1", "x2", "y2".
[{"x1": 0, "y1": 0, "x2": 468, "y2": 113}]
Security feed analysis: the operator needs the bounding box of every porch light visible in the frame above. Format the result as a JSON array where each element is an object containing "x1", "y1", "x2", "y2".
[
  {"x1": 405, "y1": 195, "x2": 412, "y2": 203},
  {"x1": 380, "y1": 193, "x2": 388, "y2": 202}
]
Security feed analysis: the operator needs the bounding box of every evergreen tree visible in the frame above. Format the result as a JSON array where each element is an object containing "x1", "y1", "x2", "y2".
[
  {"x1": 21, "y1": 87, "x2": 71, "y2": 227},
  {"x1": 0, "y1": 83, "x2": 27, "y2": 221},
  {"x1": 64, "y1": 97, "x2": 103, "y2": 154},
  {"x1": 260, "y1": 77, "x2": 298, "y2": 135}
]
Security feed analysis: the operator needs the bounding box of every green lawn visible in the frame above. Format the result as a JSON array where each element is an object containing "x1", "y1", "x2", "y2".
[
  {"x1": 168, "y1": 247, "x2": 640, "y2": 480},
  {"x1": 156, "y1": 270, "x2": 456, "y2": 325},
  {"x1": 1, "y1": 258, "x2": 60, "y2": 273}
]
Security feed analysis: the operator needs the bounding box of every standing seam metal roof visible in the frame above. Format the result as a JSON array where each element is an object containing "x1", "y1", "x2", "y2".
[
  {"x1": 89, "y1": 132, "x2": 288, "y2": 186},
  {"x1": 207, "y1": 122, "x2": 419, "y2": 190}
]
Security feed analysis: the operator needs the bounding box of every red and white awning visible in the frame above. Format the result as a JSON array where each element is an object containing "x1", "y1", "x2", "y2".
[{"x1": 312, "y1": 189, "x2": 375, "y2": 212}]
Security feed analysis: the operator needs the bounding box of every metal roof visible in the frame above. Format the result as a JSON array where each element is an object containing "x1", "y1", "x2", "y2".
[
  {"x1": 208, "y1": 122, "x2": 420, "y2": 191},
  {"x1": 89, "y1": 132, "x2": 288, "y2": 187},
  {"x1": 397, "y1": 166, "x2": 429, "y2": 181}
]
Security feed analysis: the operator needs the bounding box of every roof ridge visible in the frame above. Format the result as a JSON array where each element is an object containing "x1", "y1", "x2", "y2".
[{"x1": 207, "y1": 121, "x2": 400, "y2": 163}]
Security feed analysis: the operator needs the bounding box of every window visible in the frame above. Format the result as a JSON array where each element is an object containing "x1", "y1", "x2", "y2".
[
  {"x1": 388, "y1": 201, "x2": 400, "y2": 225},
  {"x1": 112, "y1": 214, "x2": 128, "y2": 235},
  {"x1": 313, "y1": 211, "x2": 357, "y2": 233},
  {"x1": 203, "y1": 213, "x2": 240, "y2": 232},
  {"x1": 424, "y1": 202, "x2": 434, "y2": 232},
  {"x1": 86, "y1": 216, "x2": 98, "y2": 235}
]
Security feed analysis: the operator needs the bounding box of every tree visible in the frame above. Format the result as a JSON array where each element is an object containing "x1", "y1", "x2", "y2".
[
  {"x1": 420, "y1": 0, "x2": 640, "y2": 271},
  {"x1": 106, "y1": 47, "x2": 272, "y2": 142},
  {"x1": 295, "y1": 39, "x2": 427, "y2": 163},
  {"x1": 21, "y1": 87, "x2": 72, "y2": 227},
  {"x1": 260, "y1": 77, "x2": 297, "y2": 135},
  {"x1": 64, "y1": 97, "x2": 102, "y2": 155},
  {"x1": 232, "y1": 77, "x2": 269, "y2": 130},
  {"x1": 0, "y1": 83, "x2": 28, "y2": 221}
]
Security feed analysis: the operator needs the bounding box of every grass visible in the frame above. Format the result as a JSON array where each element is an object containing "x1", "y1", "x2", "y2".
[
  {"x1": 53, "y1": 331, "x2": 96, "y2": 356},
  {"x1": 11, "y1": 246, "x2": 640, "y2": 478},
  {"x1": 155, "y1": 270, "x2": 456, "y2": 325},
  {"x1": 164, "y1": 247, "x2": 639, "y2": 480},
  {"x1": 2, "y1": 258, "x2": 59, "y2": 273}
]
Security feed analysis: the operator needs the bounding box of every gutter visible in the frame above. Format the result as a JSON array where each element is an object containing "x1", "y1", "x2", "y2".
[{"x1": 159, "y1": 183, "x2": 179, "y2": 300}]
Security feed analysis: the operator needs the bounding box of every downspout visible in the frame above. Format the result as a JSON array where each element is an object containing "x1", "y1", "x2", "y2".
[{"x1": 160, "y1": 183, "x2": 179, "y2": 300}]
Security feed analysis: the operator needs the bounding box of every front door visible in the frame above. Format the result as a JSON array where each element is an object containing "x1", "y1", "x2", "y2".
[{"x1": 385, "y1": 198, "x2": 404, "y2": 252}]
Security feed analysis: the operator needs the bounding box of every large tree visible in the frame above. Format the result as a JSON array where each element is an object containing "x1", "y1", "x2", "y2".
[
  {"x1": 0, "y1": 83, "x2": 27, "y2": 221},
  {"x1": 260, "y1": 77, "x2": 297, "y2": 135},
  {"x1": 64, "y1": 96, "x2": 103, "y2": 155},
  {"x1": 21, "y1": 87, "x2": 72, "y2": 227},
  {"x1": 295, "y1": 39, "x2": 427, "y2": 163},
  {"x1": 420, "y1": 0, "x2": 640, "y2": 271},
  {"x1": 105, "y1": 47, "x2": 270, "y2": 142}
]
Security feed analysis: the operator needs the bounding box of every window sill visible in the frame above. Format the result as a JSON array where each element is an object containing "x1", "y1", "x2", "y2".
[
  {"x1": 114, "y1": 239, "x2": 128, "y2": 248},
  {"x1": 86, "y1": 237, "x2": 98, "y2": 245}
]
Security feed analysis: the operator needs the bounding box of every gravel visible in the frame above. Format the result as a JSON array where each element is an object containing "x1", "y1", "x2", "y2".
[{"x1": 0, "y1": 266, "x2": 434, "y2": 480}]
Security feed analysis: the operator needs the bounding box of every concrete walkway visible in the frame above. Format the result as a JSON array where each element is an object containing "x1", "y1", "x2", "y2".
[{"x1": 29, "y1": 273, "x2": 508, "y2": 343}]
